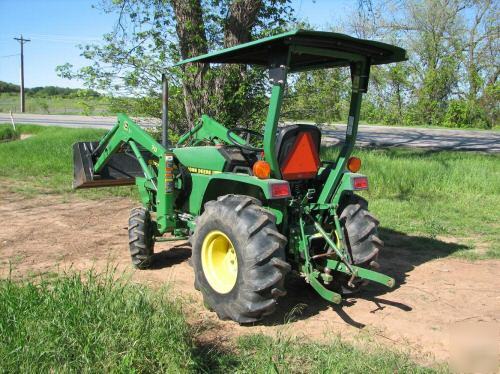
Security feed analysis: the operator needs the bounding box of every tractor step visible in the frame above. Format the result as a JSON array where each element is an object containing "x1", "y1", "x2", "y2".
[{"x1": 73, "y1": 141, "x2": 152, "y2": 189}]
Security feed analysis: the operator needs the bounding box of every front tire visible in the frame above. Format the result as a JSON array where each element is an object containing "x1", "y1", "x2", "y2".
[
  {"x1": 128, "y1": 207, "x2": 154, "y2": 269},
  {"x1": 191, "y1": 195, "x2": 290, "y2": 324}
]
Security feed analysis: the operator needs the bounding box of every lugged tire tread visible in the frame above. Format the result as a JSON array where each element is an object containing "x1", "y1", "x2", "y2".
[
  {"x1": 248, "y1": 215, "x2": 270, "y2": 237},
  {"x1": 128, "y1": 207, "x2": 154, "y2": 269},
  {"x1": 247, "y1": 270, "x2": 283, "y2": 292},
  {"x1": 339, "y1": 193, "x2": 382, "y2": 270},
  {"x1": 191, "y1": 194, "x2": 290, "y2": 324}
]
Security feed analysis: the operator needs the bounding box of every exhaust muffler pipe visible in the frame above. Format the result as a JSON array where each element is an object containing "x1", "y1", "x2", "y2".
[{"x1": 161, "y1": 73, "x2": 169, "y2": 148}]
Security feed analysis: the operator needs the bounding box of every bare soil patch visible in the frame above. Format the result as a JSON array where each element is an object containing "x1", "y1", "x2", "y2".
[{"x1": 0, "y1": 186, "x2": 498, "y2": 364}]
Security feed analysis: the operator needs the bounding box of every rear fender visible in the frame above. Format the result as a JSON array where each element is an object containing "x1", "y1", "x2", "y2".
[
  {"x1": 195, "y1": 173, "x2": 289, "y2": 224},
  {"x1": 330, "y1": 171, "x2": 368, "y2": 206}
]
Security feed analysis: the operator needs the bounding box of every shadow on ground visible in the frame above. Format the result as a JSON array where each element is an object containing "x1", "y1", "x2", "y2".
[
  {"x1": 149, "y1": 242, "x2": 192, "y2": 270},
  {"x1": 263, "y1": 227, "x2": 469, "y2": 328},
  {"x1": 147, "y1": 229, "x2": 469, "y2": 328}
]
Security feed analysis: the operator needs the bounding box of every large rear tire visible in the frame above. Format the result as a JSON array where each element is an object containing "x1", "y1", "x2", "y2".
[
  {"x1": 335, "y1": 194, "x2": 383, "y2": 294},
  {"x1": 128, "y1": 207, "x2": 154, "y2": 269},
  {"x1": 191, "y1": 194, "x2": 290, "y2": 324}
]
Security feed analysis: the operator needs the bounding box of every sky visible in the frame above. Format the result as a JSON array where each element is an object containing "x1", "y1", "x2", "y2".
[{"x1": 0, "y1": 0, "x2": 353, "y2": 89}]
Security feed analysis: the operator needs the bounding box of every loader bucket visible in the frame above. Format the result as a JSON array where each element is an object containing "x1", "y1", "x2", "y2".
[{"x1": 73, "y1": 141, "x2": 152, "y2": 189}]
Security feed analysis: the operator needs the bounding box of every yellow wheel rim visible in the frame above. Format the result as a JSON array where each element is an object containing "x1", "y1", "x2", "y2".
[{"x1": 201, "y1": 230, "x2": 238, "y2": 294}]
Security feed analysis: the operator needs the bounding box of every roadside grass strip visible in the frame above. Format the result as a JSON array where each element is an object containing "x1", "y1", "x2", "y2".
[
  {"x1": 0, "y1": 124, "x2": 498, "y2": 258},
  {"x1": 0, "y1": 270, "x2": 440, "y2": 373}
]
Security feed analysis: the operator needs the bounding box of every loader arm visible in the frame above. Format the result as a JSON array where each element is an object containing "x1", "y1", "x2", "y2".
[
  {"x1": 177, "y1": 115, "x2": 246, "y2": 147},
  {"x1": 77, "y1": 113, "x2": 176, "y2": 233}
]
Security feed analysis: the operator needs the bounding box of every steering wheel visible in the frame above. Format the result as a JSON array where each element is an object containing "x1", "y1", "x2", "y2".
[{"x1": 227, "y1": 128, "x2": 264, "y2": 152}]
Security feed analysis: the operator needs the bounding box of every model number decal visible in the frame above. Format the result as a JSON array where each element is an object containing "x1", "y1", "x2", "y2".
[{"x1": 188, "y1": 167, "x2": 221, "y2": 175}]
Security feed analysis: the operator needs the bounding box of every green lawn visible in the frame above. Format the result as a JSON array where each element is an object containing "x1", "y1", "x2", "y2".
[
  {"x1": 322, "y1": 147, "x2": 500, "y2": 259},
  {"x1": 0, "y1": 92, "x2": 111, "y2": 116},
  {"x1": 1, "y1": 124, "x2": 498, "y2": 259},
  {"x1": 0, "y1": 271, "x2": 438, "y2": 373},
  {"x1": 0, "y1": 124, "x2": 134, "y2": 198}
]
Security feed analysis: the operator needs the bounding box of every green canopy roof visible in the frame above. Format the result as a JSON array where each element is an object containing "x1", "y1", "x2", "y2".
[{"x1": 175, "y1": 29, "x2": 407, "y2": 71}]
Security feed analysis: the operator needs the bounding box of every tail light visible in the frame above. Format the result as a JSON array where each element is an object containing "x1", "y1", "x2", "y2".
[
  {"x1": 269, "y1": 182, "x2": 291, "y2": 198},
  {"x1": 352, "y1": 176, "x2": 369, "y2": 190}
]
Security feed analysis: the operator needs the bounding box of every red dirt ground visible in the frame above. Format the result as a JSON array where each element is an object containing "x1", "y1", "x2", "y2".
[{"x1": 0, "y1": 187, "x2": 498, "y2": 365}]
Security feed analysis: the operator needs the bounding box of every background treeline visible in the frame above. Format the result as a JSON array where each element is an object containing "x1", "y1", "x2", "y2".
[
  {"x1": 287, "y1": 0, "x2": 499, "y2": 129},
  {"x1": 0, "y1": 81, "x2": 100, "y2": 98},
  {"x1": 5, "y1": 0, "x2": 498, "y2": 129},
  {"x1": 0, "y1": 80, "x2": 148, "y2": 115}
]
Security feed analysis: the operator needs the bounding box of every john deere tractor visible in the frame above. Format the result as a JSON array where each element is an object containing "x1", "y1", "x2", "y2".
[{"x1": 73, "y1": 30, "x2": 407, "y2": 323}]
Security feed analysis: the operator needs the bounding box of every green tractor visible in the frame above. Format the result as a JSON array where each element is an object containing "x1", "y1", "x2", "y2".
[{"x1": 73, "y1": 30, "x2": 406, "y2": 323}]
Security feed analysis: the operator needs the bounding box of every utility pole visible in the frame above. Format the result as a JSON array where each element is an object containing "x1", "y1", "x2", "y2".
[{"x1": 14, "y1": 35, "x2": 30, "y2": 113}]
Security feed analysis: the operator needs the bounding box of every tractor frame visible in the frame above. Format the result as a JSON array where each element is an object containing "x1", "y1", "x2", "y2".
[{"x1": 73, "y1": 29, "x2": 406, "y2": 311}]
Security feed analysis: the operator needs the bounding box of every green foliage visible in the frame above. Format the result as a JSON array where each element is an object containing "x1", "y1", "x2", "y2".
[
  {"x1": 443, "y1": 100, "x2": 489, "y2": 129},
  {"x1": 284, "y1": 68, "x2": 350, "y2": 123},
  {"x1": 0, "y1": 271, "x2": 439, "y2": 373},
  {"x1": 206, "y1": 65, "x2": 270, "y2": 130},
  {"x1": 285, "y1": 1, "x2": 497, "y2": 129},
  {"x1": 35, "y1": 98, "x2": 50, "y2": 114},
  {"x1": 408, "y1": 58, "x2": 460, "y2": 127},
  {"x1": 479, "y1": 82, "x2": 500, "y2": 126},
  {"x1": 0, "y1": 80, "x2": 19, "y2": 93},
  {"x1": 0, "y1": 80, "x2": 100, "y2": 98},
  {"x1": 0, "y1": 126, "x2": 19, "y2": 141},
  {"x1": 57, "y1": 0, "x2": 294, "y2": 131},
  {"x1": 0, "y1": 271, "x2": 199, "y2": 373}
]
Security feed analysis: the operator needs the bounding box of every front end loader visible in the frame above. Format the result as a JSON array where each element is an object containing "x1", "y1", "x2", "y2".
[{"x1": 73, "y1": 29, "x2": 407, "y2": 323}]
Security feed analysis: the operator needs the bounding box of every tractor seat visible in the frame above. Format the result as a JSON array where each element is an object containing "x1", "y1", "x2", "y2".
[{"x1": 275, "y1": 124, "x2": 321, "y2": 180}]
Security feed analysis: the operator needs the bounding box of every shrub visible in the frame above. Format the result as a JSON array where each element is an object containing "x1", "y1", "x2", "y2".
[
  {"x1": 0, "y1": 271, "x2": 199, "y2": 373},
  {"x1": 444, "y1": 100, "x2": 489, "y2": 129},
  {"x1": 0, "y1": 126, "x2": 20, "y2": 141}
]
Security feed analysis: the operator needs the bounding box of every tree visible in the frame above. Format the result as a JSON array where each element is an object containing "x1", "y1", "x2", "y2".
[
  {"x1": 342, "y1": 0, "x2": 498, "y2": 128},
  {"x1": 58, "y1": 0, "x2": 294, "y2": 132},
  {"x1": 283, "y1": 68, "x2": 350, "y2": 124}
]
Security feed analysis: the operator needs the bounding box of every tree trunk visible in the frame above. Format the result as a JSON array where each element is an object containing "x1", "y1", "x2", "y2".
[
  {"x1": 172, "y1": 0, "x2": 264, "y2": 127},
  {"x1": 224, "y1": 0, "x2": 262, "y2": 48},
  {"x1": 214, "y1": 0, "x2": 263, "y2": 119},
  {"x1": 171, "y1": 0, "x2": 209, "y2": 126}
]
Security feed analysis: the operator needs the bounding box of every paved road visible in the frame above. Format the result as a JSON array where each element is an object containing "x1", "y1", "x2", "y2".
[
  {"x1": 0, "y1": 113, "x2": 116, "y2": 130},
  {"x1": 321, "y1": 124, "x2": 500, "y2": 152},
  {"x1": 1, "y1": 113, "x2": 499, "y2": 152}
]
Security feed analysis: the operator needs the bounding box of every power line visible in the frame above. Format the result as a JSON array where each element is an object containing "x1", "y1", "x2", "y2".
[
  {"x1": 14, "y1": 35, "x2": 30, "y2": 113},
  {"x1": 29, "y1": 33, "x2": 101, "y2": 40},
  {"x1": 0, "y1": 53, "x2": 19, "y2": 58},
  {"x1": 27, "y1": 33, "x2": 102, "y2": 44}
]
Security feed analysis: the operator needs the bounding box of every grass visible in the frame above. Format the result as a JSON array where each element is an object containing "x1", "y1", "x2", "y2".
[
  {"x1": 322, "y1": 147, "x2": 500, "y2": 259},
  {"x1": 0, "y1": 124, "x2": 135, "y2": 198},
  {"x1": 0, "y1": 124, "x2": 498, "y2": 258},
  {"x1": 0, "y1": 92, "x2": 111, "y2": 116},
  {"x1": 0, "y1": 270, "x2": 439, "y2": 373},
  {"x1": 0, "y1": 125, "x2": 19, "y2": 141},
  {"x1": 0, "y1": 270, "x2": 198, "y2": 373}
]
